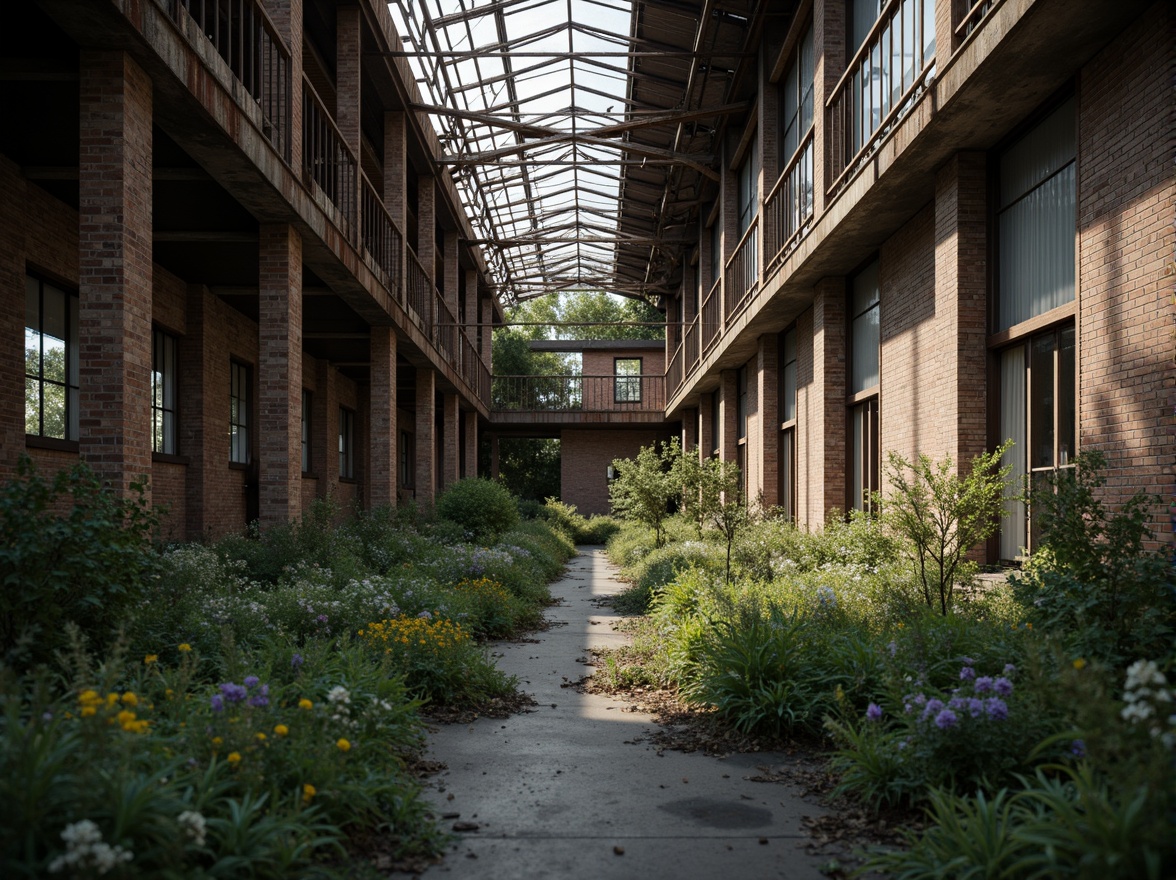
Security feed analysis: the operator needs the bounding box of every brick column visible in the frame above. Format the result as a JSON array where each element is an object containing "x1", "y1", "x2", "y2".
[
  {"x1": 698, "y1": 393, "x2": 714, "y2": 461},
  {"x1": 463, "y1": 410, "x2": 478, "y2": 478},
  {"x1": 813, "y1": 0, "x2": 846, "y2": 215},
  {"x1": 384, "y1": 111, "x2": 408, "y2": 300},
  {"x1": 443, "y1": 230, "x2": 460, "y2": 319},
  {"x1": 442, "y1": 392, "x2": 459, "y2": 488},
  {"x1": 78, "y1": 51, "x2": 153, "y2": 499},
  {"x1": 336, "y1": 5, "x2": 362, "y2": 217},
  {"x1": 481, "y1": 295, "x2": 494, "y2": 367},
  {"x1": 415, "y1": 369, "x2": 436, "y2": 502},
  {"x1": 418, "y1": 176, "x2": 436, "y2": 283},
  {"x1": 257, "y1": 224, "x2": 303, "y2": 526},
  {"x1": 718, "y1": 369, "x2": 738, "y2": 462},
  {"x1": 0, "y1": 160, "x2": 27, "y2": 480},
  {"x1": 758, "y1": 47, "x2": 779, "y2": 266},
  {"x1": 756, "y1": 334, "x2": 780, "y2": 507},
  {"x1": 934, "y1": 152, "x2": 988, "y2": 467},
  {"x1": 681, "y1": 407, "x2": 699, "y2": 455},
  {"x1": 265, "y1": 0, "x2": 303, "y2": 171},
  {"x1": 805, "y1": 279, "x2": 847, "y2": 523},
  {"x1": 370, "y1": 326, "x2": 398, "y2": 506},
  {"x1": 182, "y1": 285, "x2": 212, "y2": 538},
  {"x1": 937, "y1": 0, "x2": 968, "y2": 60}
]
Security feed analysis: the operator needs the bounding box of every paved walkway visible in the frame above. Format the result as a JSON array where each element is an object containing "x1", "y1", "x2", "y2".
[{"x1": 420, "y1": 547, "x2": 831, "y2": 879}]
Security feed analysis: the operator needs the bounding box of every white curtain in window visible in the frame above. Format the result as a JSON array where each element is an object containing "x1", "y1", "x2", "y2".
[{"x1": 999, "y1": 346, "x2": 1027, "y2": 559}]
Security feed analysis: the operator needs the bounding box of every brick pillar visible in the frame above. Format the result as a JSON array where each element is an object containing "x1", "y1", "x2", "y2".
[
  {"x1": 758, "y1": 48, "x2": 779, "y2": 270},
  {"x1": 698, "y1": 393, "x2": 714, "y2": 461},
  {"x1": 481, "y1": 295, "x2": 494, "y2": 367},
  {"x1": 935, "y1": 152, "x2": 988, "y2": 467},
  {"x1": 463, "y1": 410, "x2": 478, "y2": 478},
  {"x1": 937, "y1": 0, "x2": 968, "y2": 60},
  {"x1": 257, "y1": 224, "x2": 303, "y2": 526},
  {"x1": 265, "y1": 0, "x2": 303, "y2": 171},
  {"x1": 415, "y1": 369, "x2": 436, "y2": 502},
  {"x1": 682, "y1": 407, "x2": 699, "y2": 454},
  {"x1": 464, "y1": 269, "x2": 478, "y2": 337},
  {"x1": 336, "y1": 5, "x2": 362, "y2": 218},
  {"x1": 314, "y1": 359, "x2": 336, "y2": 497},
  {"x1": 719, "y1": 370, "x2": 738, "y2": 462},
  {"x1": 417, "y1": 176, "x2": 436, "y2": 282},
  {"x1": 442, "y1": 392, "x2": 459, "y2": 488},
  {"x1": 443, "y1": 230, "x2": 459, "y2": 319},
  {"x1": 78, "y1": 51, "x2": 153, "y2": 499},
  {"x1": 805, "y1": 279, "x2": 847, "y2": 523},
  {"x1": 813, "y1": 0, "x2": 846, "y2": 215},
  {"x1": 370, "y1": 326, "x2": 398, "y2": 506},
  {"x1": 756, "y1": 334, "x2": 780, "y2": 507},
  {"x1": 0, "y1": 159, "x2": 27, "y2": 480},
  {"x1": 384, "y1": 111, "x2": 408, "y2": 303}
]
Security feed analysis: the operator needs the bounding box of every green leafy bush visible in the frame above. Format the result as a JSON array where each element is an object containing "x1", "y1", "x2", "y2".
[
  {"x1": 435, "y1": 478, "x2": 520, "y2": 543},
  {"x1": 539, "y1": 499, "x2": 621, "y2": 545},
  {"x1": 0, "y1": 457, "x2": 159, "y2": 671},
  {"x1": 608, "y1": 440, "x2": 682, "y2": 547}
]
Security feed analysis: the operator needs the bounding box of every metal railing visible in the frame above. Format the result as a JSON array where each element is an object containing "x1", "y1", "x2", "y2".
[
  {"x1": 492, "y1": 374, "x2": 665, "y2": 413},
  {"x1": 956, "y1": 0, "x2": 1002, "y2": 40},
  {"x1": 724, "y1": 216, "x2": 759, "y2": 320},
  {"x1": 432, "y1": 292, "x2": 457, "y2": 363},
  {"x1": 360, "y1": 171, "x2": 402, "y2": 294},
  {"x1": 827, "y1": 0, "x2": 936, "y2": 197},
  {"x1": 404, "y1": 246, "x2": 432, "y2": 329},
  {"x1": 303, "y1": 78, "x2": 357, "y2": 236},
  {"x1": 168, "y1": 0, "x2": 291, "y2": 161},
  {"x1": 701, "y1": 277, "x2": 722, "y2": 354},
  {"x1": 765, "y1": 132, "x2": 814, "y2": 272}
]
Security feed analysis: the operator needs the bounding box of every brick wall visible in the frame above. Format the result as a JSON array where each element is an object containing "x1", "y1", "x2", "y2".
[
  {"x1": 561, "y1": 428, "x2": 672, "y2": 516},
  {"x1": 797, "y1": 280, "x2": 847, "y2": 525},
  {"x1": 1077, "y1": 0, "x2": 1174, "y2": 534}
]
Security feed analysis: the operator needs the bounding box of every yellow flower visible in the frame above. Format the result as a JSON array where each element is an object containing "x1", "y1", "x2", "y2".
[
  {"x1": 178, "y1": 643, "x2": 192, "y2": 653},
  {"x1": 80, "y1": 706, "x2": 97, "y2": 718},
  {"x1": 106, "y1": 693, "x2": 120, "y2": 708},
  {"x1": 78, "y1": 689, "x2": 100, "y2": 706},
  {"x1": 227, "y1": 752, "x2": 241, "y2": 766},
  {"x1": 144, "y1": 654, "x2": 158, "y2": 665},
  {"x1": 165, "y1": 689, "x2": 174, "y2": 699},
  {"x1": 1073, "y1": 658, "x2": 1087, "y2": 671},
  {"x1": 336, "y1": 738, "x2": 351, "y2": 753},
  {"x1": 302, "y1": 783, "x2": 316, "y2": 803},
  {"x1": 1026, "y1": 622, "x2": 1033, "y2": 630},
  {"x1": 298, "y1": 698, "x2": 313, "y2": 711},
  {"x1": 211, "y1": 736, "x2": 223, "y2": 746},
  {"x1": 118, "y1": 710, "x2": 137, "y2": 728},
  {"x1": 121, "y1": 692, "x2": 139, "y2": 707},
  {"x1": 255, "y1": 732, "x2": 267, "y2": 742},
  {"x1": 274, "y1": 724, "x2": 289, "y2": 737},
  {"x1": 834, "y1": 685, "x2": 845, "y2": 703}
]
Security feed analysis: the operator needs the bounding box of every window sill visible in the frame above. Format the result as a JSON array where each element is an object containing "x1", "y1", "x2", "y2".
[
  {"x1": 229, "y1": 461, "x2": 250, "y2": 471},
  {"x1": 26, "y1": 435, "x2": 79, "y2": 453},
  {"x1": 339, "y1": 476, "x2": 357, "y2": 485},
  {"x1": 152, "y1": 452, "x2": 189, "y2": 466}
]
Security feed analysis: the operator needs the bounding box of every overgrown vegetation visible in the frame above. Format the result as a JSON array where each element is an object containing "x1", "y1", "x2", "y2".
[
  {"x1": 600, "y1": 445, "x2": 1175, "y2": 878},
  {"x1": 0, "y1": 465, "x2": 577, "y2": 877}
]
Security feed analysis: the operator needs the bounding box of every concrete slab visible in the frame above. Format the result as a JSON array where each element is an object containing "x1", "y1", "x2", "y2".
[{"x1": 421, "y1": 548, "x2": 831, "y2": 879}]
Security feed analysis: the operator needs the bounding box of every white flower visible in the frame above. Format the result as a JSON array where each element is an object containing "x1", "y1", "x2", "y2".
[
  {"x1": 178, "y1": 810, "x2": 207, "y2": 847},
  {"x1": 327, "y1": 686, "x2": 351, "y2": 706},
  {"x1": 49, "y1": 820, "x2": 132, "y2": 875}
]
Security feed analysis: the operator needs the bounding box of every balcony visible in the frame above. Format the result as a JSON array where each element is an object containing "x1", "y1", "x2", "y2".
[{"x1": 491, "y1": 373, "x2": 666, "y2": 426}]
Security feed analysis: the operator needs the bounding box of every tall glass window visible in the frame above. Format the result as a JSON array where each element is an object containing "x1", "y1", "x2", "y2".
[
  {"x1": 229, "y1": 361, "x2": 250, "y2": 464},
  {"x1": 850, "y1": 260, "x2": 881, "y2": 513},
  {"x1": 25, "y1": 276, "x2": 79, "y2": 441},
  {"x1": 614, "y1": 358, "x2": 642, "y2": 403},
  {"x1": 152, "y1": 330, "x2": 177, "y2": 454},
  {"x1": 737, "y1": 141, "x2": 759, "y2": 238},
  {"x1": 779, "y1": 328, "x2": 798, "y2": 520},
  {"x1": 779, "y1": 20, "x2": 815, "y2": 244},
  {"x1": 301, "y1": 390, "x2": 311, "y2": 473},
  {"x1": 851, "y1": 260, "x2": 881, "y2": 393},
  {"x1": 338, "y1": 407, "x2": 355, "y2": 479}
]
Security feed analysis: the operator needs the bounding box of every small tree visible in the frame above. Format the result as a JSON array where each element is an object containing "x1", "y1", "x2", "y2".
[
  {"x1": 881, "y1": 442, "x2": 1013, "y2": 615},
  {"x1": 701, "y1": 459, "x2": 748, "y2": 584},
  {"x1": 673, "y1": 450, "x2": 707, "y2": 537},
  {"x1": 609, "y1": 439, "x2": 681, "y2": 547}
]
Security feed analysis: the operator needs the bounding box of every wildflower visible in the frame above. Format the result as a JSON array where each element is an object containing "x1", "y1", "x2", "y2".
[
  {"x1": 887, "y1": 641, "x2": 898, "y2": 658},
  {"x1": 178, "y1": 643, "x2": 192, "y2": 653},
  {"x1": 303, "y1": 783, "x2": 316, "y2": 803},
  {"x1": 834, "y1": 685, "x2": 845, "y2": 704},
  {"x1": 144, "y1": 655, "x2": 158, "y2": 665},
  {"x1": 121, "y1": 692, "x2": 139, "y2": 707},
  {"x1": 984, "y1": 698, "x2": 1009, "y2": 721},
  {"x1": 966, "y1": 698, "x2": 984, "y2": 718},
  {"x1": 327, "y1": 686, "x2": 351, "y2": 705},
  {"x1": 959, "y1": 666, "x2": 975, "y2": 682},
  {"x1": 973, "y1": 676, "x2": 994, "y2": 694},
  {"x1": 1070, "y1": 739, "x2": 1086, "y2": 758},
  {"x1": 993, "y1": 677, "x2": 1014, "y2": 697},
  {"x1": 211, "y1": 736, "x2": 223, "y2": 746},
  {"x1": 210, "y1": 695, "x2": 225, "y2": 713},
  {"x1": 243, "y1": 675, "x2": 260, "y2": 688},
  {"x1": 336, "y1": 738, "x2": 352, "y2": 752},
  {"x1": 219, "y1": 683, "x2": 248, "y2": 704},
  {"x1": 177, "y1": 810, "x2": 207, "y2": 847},
  {"x1": 80, "y1": 706, "x2": 97, "y2": 718},
  {"x1": 274, "y1": 724, "x2": 289, "y2": 737},
  {"x1": 1003, "y1": 664, "x2": 1017, "y2": 676},
  {"x1": 255, "y1": 732, "x2": 267, "y2": 742},
  {"x1": 934, "y1": 709, "x2": 958, "y2": 730},
  {"x1": 227, "y1": 752, "x2": 242, "y2": 766},
  {"x1": 48, "y1": 820, "x2": 133, "y2": 875},
  {"x1": 298, "y1": 698, "x2": 313, "y2": 710},
  {"x1": 922, "y1": 698, "x2": 945, "y2": 721},
  {"x1": 1073, "y1": 658, "x2": 1087, "y2": 671},
  {"x1": 866, "y1": 703, "x2": 883, "y2": 722},
  {"x1": 291, "y1": 653, "x2": 304, "y2": 670}
]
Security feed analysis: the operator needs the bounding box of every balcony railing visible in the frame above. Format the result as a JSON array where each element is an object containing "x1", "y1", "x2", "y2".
[
  {"x1": 492, "y1": 375, "x2": 665, "y2": 413},
  {"x1": 724, "y1": 216, "x2": 759, "y2": 320},
  {"x1": 168, "y1": 0, "x2": 291, "y2": 161},
  {"x1": 360, "y1": 171, "x2": 402, "y2": 294},
  {"x1": 956, "y1": 0, "x2": 1002, "y2": 41},
  {"x1": 828, "y1": 0, "x2": 936, "y2": 196},
  {"x1": 765, "y1": 132, "x2": 814, "y2": 272},
  {"x1": 701, "y1": 278, "x2": 722, "y2": 355},
  {"x1": 404, "y1": 246, "x2": 432, "y2": 329},
  {"x1": 303, "y1": 78, "x2": 357, "y2": 236}
]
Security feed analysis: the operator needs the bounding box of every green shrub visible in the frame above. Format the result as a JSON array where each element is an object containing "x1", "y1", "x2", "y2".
[
  {"x1": 435, "y1": 478, "x2": 520, "y2": 543},
  {"x1": 539, "y1": 499, "x2": 621, "y2": 545},
  {"x1": 0, "y1": 457, "x2": 160, "y2": 671}
]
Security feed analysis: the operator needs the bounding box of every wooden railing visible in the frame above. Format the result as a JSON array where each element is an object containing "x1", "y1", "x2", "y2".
[
  {"x1": 956, "y1": 0, "x2": 1002, "y2": 40},
  {"x1": 701, "y1": 278, "x2": 722, "y2": 355},
  {"x1": 303, "y1": 78, "x2": 357, "y2": 236},
  {"x1": 404, "y1": 246, "x2": 432, "y2": 329},
  {"x1": 492, "y1": 374, "x2": 665, "y2": 413},
  {"x1": 167, "y1": 0, "x2": 291, "y2": 161},
  {"x1": 765, "y1": 131, "x2": 814, "y2": 272},
  {"x1": 724, "y1": 216, "x2": 759, "y2": 320},
  {"x1": 360, "y1": 171, "x2": 402, "y2": 294},
  {"x1": 827, "y1": 0, "x2": 936, "y2": 197}
]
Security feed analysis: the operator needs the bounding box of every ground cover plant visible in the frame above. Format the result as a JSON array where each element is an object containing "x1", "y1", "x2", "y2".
[
  {"x1": 601, "y1": 446, "x2": 1175, "y2": 877},
  {"x1": 0, "y1": 464, "x2": 574, "y2": 877}
]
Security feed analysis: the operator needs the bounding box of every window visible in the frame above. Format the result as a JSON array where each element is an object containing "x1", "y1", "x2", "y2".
[
  {"x1": 338, "y1": 407, "x2": 355, "y2": 479},
  {"x1": 850, "y1": 260, "x2": 881, "y2": 513},
  {"x1": 25, "y1": 275, "x2": 79, "y2": 441},
  {"x1": 779, "y1": 20, "x2": 815, "y2": 244},
  {"x1": 152, "y1": 330, "x2": 178, "y2": 454},
  {"x1": 995, "y1": 97, "x2": 1076, "y2": 331},
  {"x1": 737, "y1": 366, "x2": 748, "y2": 441},
  {"x1": 614, "y1": 358, "x2": 642, "y2": 403},
  {"x1": 709, "y1": 217, "x2": 722, "y2": 289},
  {"x1": 400, "y1": 429, "x2": 414, "y2": 487},
  {"x1": 779, "y1": 328, "x2": 798, "y2": 520},
  {"x1": 229, "y1": 361, "x2": 250, "y2": 464},
  {"x1": 301, "y1": 390, "x2": 311, "y2": 473}
]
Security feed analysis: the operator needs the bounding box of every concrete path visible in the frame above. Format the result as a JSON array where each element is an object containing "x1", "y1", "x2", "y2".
[{"x1": 420, "y1": 547, "x2": 831, "y2": 880}]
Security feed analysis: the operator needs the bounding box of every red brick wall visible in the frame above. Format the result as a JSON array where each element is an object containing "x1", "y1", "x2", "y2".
[
  {"x1": 1077, "y1": 0, "x2": 1174, "y2": 536},
  {"x1": 561, "y1": 428, "x2": 672, "y2": 516},
  {"x1": 153, "y1": 459, "x2": 187, "y2": 541},
  {"x1": 797, "y1": 281, "x2": 847, "y2": 525}
]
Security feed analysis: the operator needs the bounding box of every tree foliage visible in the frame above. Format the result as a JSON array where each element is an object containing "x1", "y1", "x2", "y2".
[
  {"x1": 503, "y1": 292, "x2": 664, "y2": 340},
  {"x1": 608, "y1": 439, "x2": 681, "y2": 547}
]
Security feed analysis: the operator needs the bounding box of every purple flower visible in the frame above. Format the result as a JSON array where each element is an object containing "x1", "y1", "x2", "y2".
[
  {"x1": 249, "y1": 695, "x2": 270, "y2": 708},
  {"x1": 913, "y1": 694, "x2": 928, "y2": 707},
  {"x1": 1003, "y1": 664, "x2": 1017, "y2": 676},
  {"x1": 935, "y1": 709, "x2": 958, "y2": 729},
  {"x1": 210, "y1": 694, "x2": 225, "y2": 713},
  {"x1": 967, "y1": 698, "x2": 984, "y2": 718},
  {"x1": 219, "y1": 682, "x2": 248, "y2": 703},
  {"x1": 887, "y1": 641, "x2": 898, "y2": 658},
  {"x1": 922, "y1": 699, "x2": 945, "y2": 721},
  {"x1": 866, "y1": 703, "x2": 883, "y2": 722},
  {"x1": 974, "y1": 676, "x2": 994, "y2": 694},
  {"x1": 291, "y1": 653, "x2": 304, "y2": 670},
  {"x1": 316, "y1": 614, "x2": 328, "y2": 624},
  {"x1": 948, "y1": 697, "x2": 968, "y2": 712},
  {"x1": 959, "y1": 666, "x2": 976, "y2": 682},
  {"x1": 960, "y1": 657, "x2": 975, "y2": 666},
  {"x1": 1070, "y1": 739, "x2": 1086, "y2": 758},
  {"x1": 984, "y1": 698, "x2": 1009, "y2": 721},
  {"x1": 243, "y1": 675, "x2": 260, "y2": 688},
  {"x1": 993, "y1": 677, "x2": 1014, "y2": 697}
]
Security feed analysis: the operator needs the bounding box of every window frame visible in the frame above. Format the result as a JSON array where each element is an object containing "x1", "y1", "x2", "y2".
[
  {"x1": 614, "y1": 357, "x2": 643, "y2": 403},
  {"x1": 25, "y1": 273, "x2": 79, "y2": 443},
  {"x1": 151, "y1": 328, "x2": 178, "y2": 456},
  {"x1": 229, "y1": 360, "x2": 251, "y2": 466},
  {"x1": 338, "y1": 406, "x2": 355, "y2": 480},
  {"x1": 848, "y1": 260, "x2": 881, "y2": 514},
  {"x1": 779, "y1": 327, "x2": 798, "y2": 521},
  {"x1": 301, "y1": 389, "x2": 312, "y2": 474},
  {"x1": 736, "y1": 138, "x2": 760, "y2": 238},
  {"x1": 399, "y1": 429, "x2": 414, "y2": 488}
]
